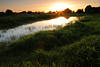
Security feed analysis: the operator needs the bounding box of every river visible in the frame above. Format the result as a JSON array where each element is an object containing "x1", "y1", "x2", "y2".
[{"x1": 0, "y1": 17, "x2": 78, "y2": 43}]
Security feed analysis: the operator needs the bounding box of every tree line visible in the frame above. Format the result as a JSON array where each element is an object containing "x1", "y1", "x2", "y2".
[
  {"x1": 62, "y1": 5, "x2": 100, "y2": 14},
  {"x1": 0, "y1": 5, "x2": 100, "y2": 16},
  {"x1": 0, "y1": 10, "x2": 46, "y2": 16}
]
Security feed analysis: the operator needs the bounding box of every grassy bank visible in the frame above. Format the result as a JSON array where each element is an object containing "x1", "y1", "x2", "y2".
[
  {"x1": 0, "y1": 14, "x2": 100, "y2": 67},
  {"x1": 0, "y1": 14, "x2": 57, "y2": 29}
]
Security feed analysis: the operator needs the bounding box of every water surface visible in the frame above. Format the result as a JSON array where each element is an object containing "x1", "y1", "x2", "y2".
[{"x1": 0, "y1": 17, "x2": 78, "y2": 43}]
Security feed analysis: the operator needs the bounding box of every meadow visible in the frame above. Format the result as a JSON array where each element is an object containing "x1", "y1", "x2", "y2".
[{"x1": 0, "y1": 14, "x2": 100, "y2": 67}]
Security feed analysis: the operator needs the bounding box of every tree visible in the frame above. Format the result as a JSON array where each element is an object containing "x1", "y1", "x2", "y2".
[
  {"x1": 85, "y1": 5, "x2": 100, "y2": 14},
  {"x1": 85, "y1": 5, "x2": 92, "y2": 13},
  {"x1": 19, "y1": 11, "x2": 27, "y2": 14},
  {"x1": 0, "y1": 12, "x2": 5, "y2": 16},
  {"x1": 5, "y1": 9, "x2": 13, "y2": 15},
  {"x1": 63, "y1": 8, "x2": 72, "y2": 14},
  {"x1": 27, "y1": 11, "x2": 33, "y2": 14},
  {"x1": 76, "y1": 9, "x2": 84, "y2": 14}
]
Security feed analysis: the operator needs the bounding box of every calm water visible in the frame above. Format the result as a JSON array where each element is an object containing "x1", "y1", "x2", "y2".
[{"x1": 0, "y1": 17, "x2": 78, "y2": 43}]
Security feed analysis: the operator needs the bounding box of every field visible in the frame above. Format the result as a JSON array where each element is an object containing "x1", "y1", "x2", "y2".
[{"x1": 0, "y1": 14, "x2": 100, "y2": 67}]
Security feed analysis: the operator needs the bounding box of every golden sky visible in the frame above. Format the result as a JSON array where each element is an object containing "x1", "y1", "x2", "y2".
[{"x1": 0, "y1": 0, "x2": 100, "y2": 12}]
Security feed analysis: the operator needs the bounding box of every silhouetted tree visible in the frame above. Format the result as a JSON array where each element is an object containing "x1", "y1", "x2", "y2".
[
  {"x1": 63, "y1": 8, "x2": 72, "y2": 14},
  {"x1": 27, "y1": 11, "x2": 33, "y2": 14},
  {"x1": 76, "y1": 9, "x2": 84, "y2": 14},
  {"x1": 48, "y1": 11, "x2": 52, "y2": 14},
  {"x1": 5, "y1": 9, "x2": 13, "y2": 15},
  {"x1": 19, "y1": 11, "x2": 27, "y2": 14},
  {"x1": 85, "y1": 5, "x2": 92, "y2": 13},
  {"x1": 0, "y1": 12, "x2": 5, "y2": 16},
  {"x1": 98, "y1": 7, "x2": 100, "y2": 13},
  {"x1": 85, "y1": 5, "x2": 100, "y2": 14},
  {"x1": 92, "y1": 7, "x2": 100, "y2": 13}
]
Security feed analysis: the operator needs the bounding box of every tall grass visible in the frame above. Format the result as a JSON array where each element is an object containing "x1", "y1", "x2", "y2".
[{"x1": 0, "y1": 14, "x2": 100, "y2": 67}]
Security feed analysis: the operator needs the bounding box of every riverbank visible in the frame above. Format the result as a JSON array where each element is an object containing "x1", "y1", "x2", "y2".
[
  {"x1": 0, "y1": 14, "x2": 57, "y2": 30},
  {"x1": 0, "y1": 14, "x2": 100, "y2": 67}
]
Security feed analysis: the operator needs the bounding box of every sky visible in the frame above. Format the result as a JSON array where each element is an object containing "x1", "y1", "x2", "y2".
[{"x1": 0, "y1": 0, "x2": 100, "y2": 12}]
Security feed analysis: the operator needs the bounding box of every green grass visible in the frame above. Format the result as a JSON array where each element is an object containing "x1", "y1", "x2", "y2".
[
  {"x1": 0, "y1": 14, "x2": 100, "y2": 67},
  {"x1": 0, "y1": 14, "x2": 57, "y2": 29}
]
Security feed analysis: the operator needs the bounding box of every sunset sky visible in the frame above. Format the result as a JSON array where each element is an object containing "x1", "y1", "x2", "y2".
[{"x1": 0, "y1": 0, "x2": 100, "y2": 12}]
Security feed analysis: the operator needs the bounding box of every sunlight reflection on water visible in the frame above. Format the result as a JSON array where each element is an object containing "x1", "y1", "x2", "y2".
[{"x1": 0, "y1": 17, "x2": 78, "y2": 43}]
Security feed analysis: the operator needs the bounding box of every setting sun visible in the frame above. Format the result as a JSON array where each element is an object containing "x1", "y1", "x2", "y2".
[{"x1": 50, "y1": 2, "x2": 70, "y2": 11}]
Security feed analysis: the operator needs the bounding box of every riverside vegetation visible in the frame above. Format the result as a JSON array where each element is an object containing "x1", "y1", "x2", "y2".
[
  {"x1": 0, "y1": 14, "x2": 100, "y2": 67},
  {"x1": 0, "y1": 13, "x2": 57, "y2": 30}
]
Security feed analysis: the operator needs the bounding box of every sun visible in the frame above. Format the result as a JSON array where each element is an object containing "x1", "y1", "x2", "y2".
[{"x1": 50, "y1": 2, "x2": 69, "y2": 11}]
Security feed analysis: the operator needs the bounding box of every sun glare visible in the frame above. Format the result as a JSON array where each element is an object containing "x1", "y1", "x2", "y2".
[
  {"x1": 50, "y1": 2, "x2": 70, "y2": 11},
  {"x1": 48, "y1": 17, "x2": 68, "y2": 25}
]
